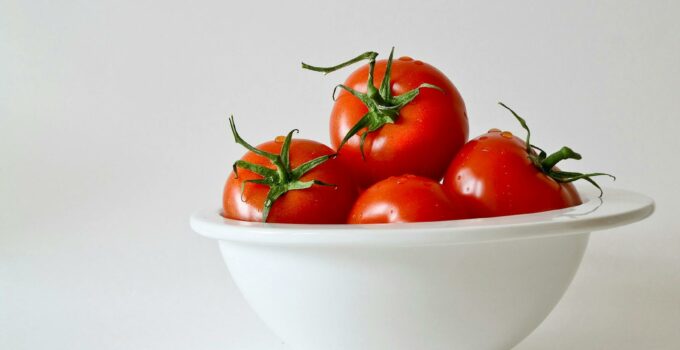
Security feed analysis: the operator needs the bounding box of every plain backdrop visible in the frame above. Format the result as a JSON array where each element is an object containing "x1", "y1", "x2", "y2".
[{"x1": 1, "y1": 0, "x2": 679, "y2": 349}]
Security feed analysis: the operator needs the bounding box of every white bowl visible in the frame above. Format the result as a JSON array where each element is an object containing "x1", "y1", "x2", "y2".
[{"x1": 191, "y1": 187, "x2": 653, "y2": 350}]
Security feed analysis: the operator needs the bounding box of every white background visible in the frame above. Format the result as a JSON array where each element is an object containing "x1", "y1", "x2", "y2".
[{"x1": 2, "y1": 0, "x2": 679, "y2": 349}]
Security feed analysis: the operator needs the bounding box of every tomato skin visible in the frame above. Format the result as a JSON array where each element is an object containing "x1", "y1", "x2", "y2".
[
  {"x1": 442, "y1": 131, "x2": 582, "y2": 218},
  {"x1": 348, "y1": 174, "x2": 468, "y2": 224},
  {"x1": 223, "y1": 139, "x2": 359, "y2": 224},
  {"x1": 331, "y1": 57, "x2": 468, "y2": 188}
]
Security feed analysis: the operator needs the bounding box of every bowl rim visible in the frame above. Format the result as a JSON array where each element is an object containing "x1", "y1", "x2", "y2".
[{"x1": 190, "y1": 186, "x2": 654, "y2": 246}]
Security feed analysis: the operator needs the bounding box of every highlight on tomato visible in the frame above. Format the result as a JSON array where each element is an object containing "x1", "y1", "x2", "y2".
[
  {"x1": 303, "y1": 48, "x2": 468, "y2": 188},
  {"x1": 442, "y1": 103, "x2": 614, "y2": 218},
  {"x1": 223, "y1": 117, "x2": 359, "y2": 224},
  {"x1": 348, "y1": 174, "x2": 468, "y2": 224}
]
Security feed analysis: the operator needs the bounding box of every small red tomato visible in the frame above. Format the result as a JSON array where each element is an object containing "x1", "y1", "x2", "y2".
[
  {"x1": 303, "y1": 49, "x2": 468, "y2": 188},
  {"x1": 223, "y1": 117, "x2": 359, "y2": 224},
  {"x1": 442, "y1": 103, "x2": 613, "y2": 218},
  {"x1": 348, "y1": 174, "x2": 468, "y2": 224}
]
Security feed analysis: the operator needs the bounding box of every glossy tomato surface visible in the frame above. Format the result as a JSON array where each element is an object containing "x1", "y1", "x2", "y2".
[
  {"x1": 331, "y1": 57, "x2": 468, "y2": 188},
  {"x1": 223, "y1": 139, "x2": 359, "y2": 224},
  {"x1": 348, "y1": 174, "x2": 468, "y2": 224},
  {"x1": 442, "y1": 130, "x2": 582, "y2": 218}
]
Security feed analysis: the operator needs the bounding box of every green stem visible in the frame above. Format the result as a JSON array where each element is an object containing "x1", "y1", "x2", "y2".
[
  {"x1": 541, "y1": 146, "x2": 582, "y2": 171},
  {"x1": 229, "y1": 117, "x2": 335, "y2": 222},
  {"x1": 301, "y1": 51, "x2": 378, "y2": 74},
  {"x1": 273, "y1": 159, "x2": 289, "y2": 182},
  {"x1": 498, "y1": 103, "x2": 615, "y2": 197},
  {"x1": 303, "y1": 48, "x2": 443, "y2": 156},
  {"x1": 364, "y1": 56, "x2": 383, "y2": 103},
  {"x1": 229, "y1": 116, "x2": 278, "y2": 161},
  {"x1": 498, "y1": 102, "x2": 532, "y2": 154},
  {"x1": 379, "y1": 47, "x2": 395, "y2": 100}
]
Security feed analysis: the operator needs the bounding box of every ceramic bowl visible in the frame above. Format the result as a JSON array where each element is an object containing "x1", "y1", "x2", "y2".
[{"x1": 190, "y1": 187, "x2": 653, "y2": 350}]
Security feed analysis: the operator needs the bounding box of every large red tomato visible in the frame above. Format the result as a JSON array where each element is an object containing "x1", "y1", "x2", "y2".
[
  {"x1": 223, "y1": 117, "x2": 359, "y2": 223},
  {"x1": 348, "y1": 174, "x2": 468, "y2": 224},
  {"x1": 304, "y1": 49, "x2": 468, "y2": 187},
  {"x1": 442, "y1": 103, "x2": 612, "y2": 218}
]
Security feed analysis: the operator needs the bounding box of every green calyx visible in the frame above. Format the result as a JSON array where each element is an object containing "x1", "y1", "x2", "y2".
[
  {"x1": 229, "y1": 116, "x2": 336, "y2": 222},
  {"x1": 498, "y1": 102, "x2": 615, "y2": 196},
  {"x1": 302, "y1": 47, "x2": 442, "y2": 158}
]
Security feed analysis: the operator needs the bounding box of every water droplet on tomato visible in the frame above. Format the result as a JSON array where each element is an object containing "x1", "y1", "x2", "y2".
[
  {"x1": 399, "y1": 56, "x2": 413, "y2": 61},
  {"x1": 488, "y1": 128, "x2": 501, "y2": 133},
  {"x1": 414, "y1": 60, "x2": 423, "y2": 65},
  {"x1": 274, "y1": 136, "x2": 286, "y2": 143},
  {"x1": 500, "y1": 131, "x2": 513, "y2": 139}
]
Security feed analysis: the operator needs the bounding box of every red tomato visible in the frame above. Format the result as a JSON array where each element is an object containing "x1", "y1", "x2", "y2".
[
  {"x1": 223, "y1": 118, "x2": 359, "y2": 224},
  {"x1": 348, "y1": 174, "x2": 468, "y2": 224},
  {"x1": 304, "y1": 50, "x2": 468, "y2": 188},
  {"x1": 442, "y1": 129, "x2": 581, "y2": 218},
  {"x1": 442, "y1": 103, "x2": 612, "y2": 218}
]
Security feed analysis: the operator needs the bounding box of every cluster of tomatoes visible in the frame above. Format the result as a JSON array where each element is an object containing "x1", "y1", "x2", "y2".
[{"x1": 223, "y1": 49, "x2": 612, "y2": 224}]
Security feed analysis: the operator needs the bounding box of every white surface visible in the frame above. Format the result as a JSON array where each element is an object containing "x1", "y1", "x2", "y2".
[
  {"x1": 1, "y1": 1, "x2": 679, "y2": 349},
  {"x1": 190, "y1": 189, "x2": 651, "y2": 350}
]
